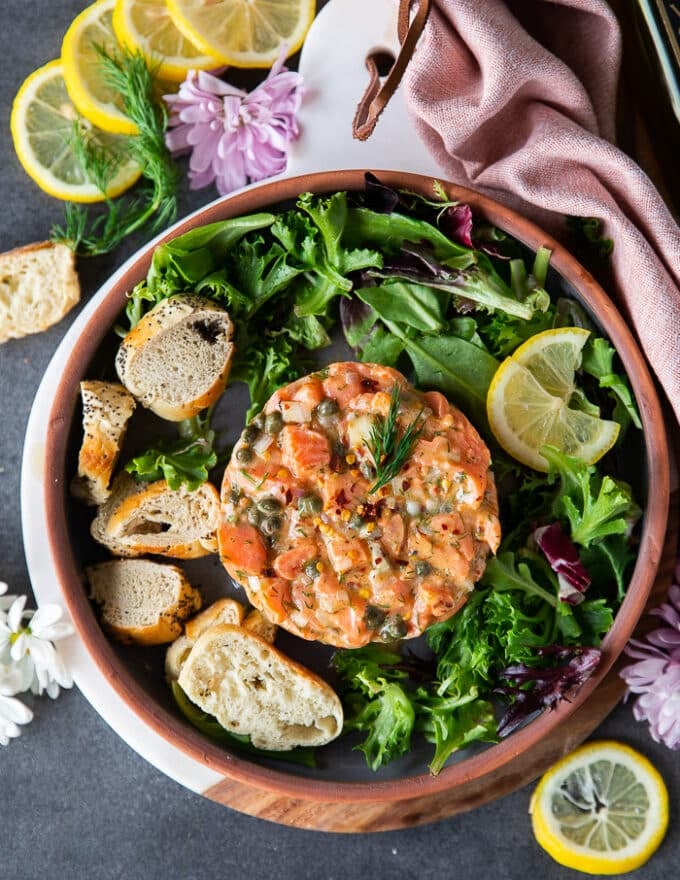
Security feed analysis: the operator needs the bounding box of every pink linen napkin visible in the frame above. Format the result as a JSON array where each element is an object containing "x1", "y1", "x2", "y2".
[{"x1": 400, "y1": 0, "x2": 680, "y2": 423}]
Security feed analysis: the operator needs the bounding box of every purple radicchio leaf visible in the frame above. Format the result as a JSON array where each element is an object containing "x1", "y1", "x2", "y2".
[
  {"x1": 495, "y1": 645, "x2": 601, "y2": 738},
  {"x1": 362, "y1": 172, "x2": 401, "y2": 213},
  {"x1": 439, "y1": 204, "x2": 474, "y2": 248},
  {"x1": 534, "y1": 522, "x2": 591, "y2": 605},
  {"x1": 339, "y1": 296, "x2": 376, "y2": 349},
  {"x1": 365, "y1": 245, "x2": 479, "y2": 314}
]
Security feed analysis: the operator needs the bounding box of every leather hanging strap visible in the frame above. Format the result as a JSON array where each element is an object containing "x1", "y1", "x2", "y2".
[{"x1": 352, "y1": 0, "x2": 431, "y2": 141}]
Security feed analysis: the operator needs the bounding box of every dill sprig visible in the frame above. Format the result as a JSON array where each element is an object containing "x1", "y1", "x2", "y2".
[
  {"x1": 51, "y1": 47, "x2": 179, "y2": 256},
  {"x1": 367, "y1": 385, "x2": 425, "y2": 494}
]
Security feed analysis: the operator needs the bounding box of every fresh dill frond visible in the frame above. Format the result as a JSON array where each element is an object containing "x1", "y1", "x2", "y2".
[
  {"x1": 368, "y1": 385, "x2": 425, "y2": 494},
  {"x1": 50, "y1": 47, "x2": 179, "y2": 257}
]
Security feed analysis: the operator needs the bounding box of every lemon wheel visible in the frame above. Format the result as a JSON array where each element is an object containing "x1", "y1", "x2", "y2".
[
  {"x1": 530, "y1": 740, "x2": 669, "y2": 875},
  {"x1": 113, "y1": 0, "x2": 221, "y2": 83},
  {"x1": 11, "y1": 60, "x2": 141, "y2": 203},
  {"x1": 61, "y1": 0, "x2": 137, "y2": 135},
  {"x1": 487, "y1": 327, "x2": 620, "y2": 471},
  {"x1": 166, "y1": 0, "x2": 316, "y2": 68}
]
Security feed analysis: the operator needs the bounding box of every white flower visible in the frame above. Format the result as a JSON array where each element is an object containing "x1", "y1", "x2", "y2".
[
  {"x1": 0, "y1": 666, "x2": 33, "y2": 746},
  {"x1": 0, "y1": 595, "x2": 74, "y2": 698}
]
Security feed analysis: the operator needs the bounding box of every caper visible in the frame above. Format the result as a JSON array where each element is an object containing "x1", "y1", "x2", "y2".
[
  {"x1": 364, "y1": 605, "x2": 386, "y2": 630},
  {"x1": 298, "y1": 493, "x2": 323, "y2": 516},
  {"x1": 229, "y1": 486, "x2": 242, "y2": 504},
  {"x1": 258, "y1": 496, "x2": 282, "y2": 514},
  {"x1": 246, "y1": 505, "x2": 263, "y2": 527},
  {"x1": 304, "y1": 559, "x2": 320, "y2": 579},
  {"x1": 349, "y1": 513, "x2": 364, "y2": 530},
  {"x1": 260, "y1": 514, "x2": 283, "y2": 537},
  {"x1": 414, "y1": 560, "x2": 432, "y2": 577},
  {"x1": 250, "y1": 413, "x2": 265, "y2": 430},
  {"x1": 235, "y1": 445, "x2": 253, "y2": 463},
  {"x1": 440, "y1": 501, "x2": 454, "y2": 514},
  {"x1": 379, "y1": 615, "x2": 407, "y2": 642},
  {"x1": 241, "y1": 424, "x2": 260, "y2": 444},
  {"x1": 264, "y1": 411, "x2": 284, "y2": 435},
  {"x1": 316, "y1": 398, "x2": 339, "y2": 419}
]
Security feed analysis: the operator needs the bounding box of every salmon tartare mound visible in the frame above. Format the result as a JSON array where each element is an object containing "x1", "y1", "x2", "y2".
[{"x1": 218, "y1": 362, "x2": 501, "y2": 649}]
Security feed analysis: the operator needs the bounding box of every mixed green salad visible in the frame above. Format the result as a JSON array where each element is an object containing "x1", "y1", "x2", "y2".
[{"x1": 119, "y1": 173, "x2": 642, "y2": 775}]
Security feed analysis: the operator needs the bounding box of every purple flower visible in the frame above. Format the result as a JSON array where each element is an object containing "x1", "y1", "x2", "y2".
[
  {"x1": 164, "y1": 47, "x2": 304, "y2": 196},
  {"x1": 620, "y1": 563, "x2": 680, "y2": 749}
]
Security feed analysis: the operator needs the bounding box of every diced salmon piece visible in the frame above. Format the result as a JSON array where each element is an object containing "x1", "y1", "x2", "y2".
[
  {"x1": 423, "y1": 390, "x2": 450, "y2": 419},
  {"x1": 318, "y1": 471, "x2": 365, "y2": 508},
  {"x1": 322, "y1": 528, "x2": 370, "y2": 575},
  {"x1": 252, "y1": 576, "x2": 292, "y2": 625},
  {"x1": 350, "y1": 391, "x2": 392, "y2": 417},
  {"x1": 429, "y1": 513, "x2": 475, "y2": 563},
  {"x1": 289, "y1": 376, "x2": 325, "y2": 407},
  {"x1": 218, "y1": 522, "x2": 268, "y2": 575},
  {"x1": 274, "y1": 540, "x2": 318, "y2": 579},
  {"x1": 321, "y1": 362, "x2": 401, "y2": 409},
  {"x1": 281, "y1": 424, "x2": 331, "y2": 478},
  {"x1": 379, "y1": 512, "x2": 405, "y2": 558}
]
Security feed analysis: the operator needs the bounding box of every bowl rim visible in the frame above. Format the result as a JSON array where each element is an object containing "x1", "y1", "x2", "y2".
[{"x1": 43, "y1": 168, "x2": 670, "y2": 802}]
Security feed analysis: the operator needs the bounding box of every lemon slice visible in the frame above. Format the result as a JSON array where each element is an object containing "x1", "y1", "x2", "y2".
[
  {"x1": 166, "y1": 0, "x2": 315, "y2": 68},
  {"x1": 113, "y1": 0, "x2": 222, "y2": 82},
  {"x1": 11, "y1": 60, "x2": 141, "y2": 203},
  {"x1": 530, "y1": 740, "x2": 669, "y2": 875},
  {"x1": 62, "y1": 0, "x2": 137, "y2": 135},
  {"x1": 487, "y1": 327, "x2": 620, "y2": 471}
]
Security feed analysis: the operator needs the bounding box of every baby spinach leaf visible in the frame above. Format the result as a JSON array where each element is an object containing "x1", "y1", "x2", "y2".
[
  {"x1": 344, "y1": 206, "x2": 475, "y2": 269},
  {"x1": 356, "y1": 282, "x2": 447, "y2": 332},
  {"x1": 397, "y1": 331, "x2": 499, "y2": 428}
]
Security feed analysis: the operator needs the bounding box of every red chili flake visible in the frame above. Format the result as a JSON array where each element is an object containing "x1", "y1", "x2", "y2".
[
  {"x1": 361, "y1": 378, "x2": 378, "y2": 391},
  {"x1": 402, "y1": 479, "x2": 411, "y2": 491},
  {"x1": 441, "y1": 524, "x2": 448, "y2": 531},
  {"x1": 375, "y1": 557, "x2": 383, "y2": 565},
  {"x1": 336, "y1": 488, "x2": 349, "y2": 506}
]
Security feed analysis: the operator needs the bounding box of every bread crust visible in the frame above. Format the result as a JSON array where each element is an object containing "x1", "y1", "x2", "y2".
[
  {"x1": 70, "y1": 380, "x2": 136, "y2": 505},
  {"x1": 115, "y1": 294, "x2": 234, "y2": 421},
  {"x1": 0, "y1": 240, "x2": 80, "y2": 343}
]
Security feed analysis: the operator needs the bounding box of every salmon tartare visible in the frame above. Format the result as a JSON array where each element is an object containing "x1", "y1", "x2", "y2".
[{"x1": 218, "y1": 362, "x2": 501, "y2": 649}]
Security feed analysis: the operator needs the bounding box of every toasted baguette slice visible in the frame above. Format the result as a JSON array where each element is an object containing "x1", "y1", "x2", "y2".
[
  {"x1": 243, "y1": 608, "x2": 278, "y2": 643},
  {"x1": 86, "y1": 559, "x2": 202, "y2": 645},
  {"x1": 0, "y1": 241, "x2": 80, "y2": 344},
  {"x1": 115, "y1": 294, "x2": 234, "y2": 421},
  {"x1": 166, "y1": 597, "x2": 260, "y2": 681},
  {"x1": 165, "y1": 635, "x2": 195, "y2": 682},
  {"x1": 184, "y1": 597, "x2": 246, "y2": 641},
  {"x1": 90, "y1": 473, "x2": 220, "y2": 558},
  {"x1": 70, "y1": 380, "x2": 136, "y2": 505},
  {"x1": 178, "y1": 624, "x2": 343, "y2": 750}
]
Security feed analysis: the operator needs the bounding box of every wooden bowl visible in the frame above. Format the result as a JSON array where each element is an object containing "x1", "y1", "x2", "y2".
[{"x1": 42, "y1": 169, "x2": 670, "y2": 829}]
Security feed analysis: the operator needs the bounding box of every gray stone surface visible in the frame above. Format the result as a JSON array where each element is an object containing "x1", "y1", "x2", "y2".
[{"x1": 1, "y1": 2, "x2": 678, "y2": 878}]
